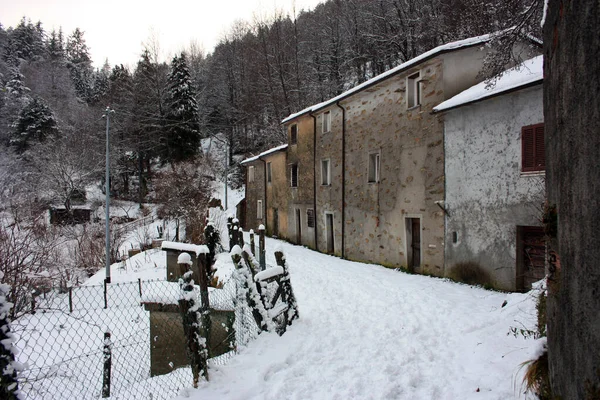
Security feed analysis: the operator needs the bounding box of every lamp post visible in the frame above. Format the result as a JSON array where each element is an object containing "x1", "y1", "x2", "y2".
[{"x1": 103, "y1": 107, "x2": 114, "y2": 284}]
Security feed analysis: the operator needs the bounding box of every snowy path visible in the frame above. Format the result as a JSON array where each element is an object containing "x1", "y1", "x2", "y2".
[{"x1": 179, "y1": 237, "x2": 540, "y2": 400}]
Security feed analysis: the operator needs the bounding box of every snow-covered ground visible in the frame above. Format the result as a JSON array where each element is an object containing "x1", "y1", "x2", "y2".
[{"x1": 175, "y1": 234, "x2": 541, "y2": 400}]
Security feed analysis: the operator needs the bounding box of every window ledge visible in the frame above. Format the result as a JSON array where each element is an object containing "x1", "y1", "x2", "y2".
[
  {"x1": 520, "y1": 170, "x2": 545, "y2": 177},
  {"x1": 407, "y1": 104, "x2": 421, "y2": 111}
]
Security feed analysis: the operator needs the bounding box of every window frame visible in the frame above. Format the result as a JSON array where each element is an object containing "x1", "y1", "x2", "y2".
[
  {"x1": 322, "y1": 111, "x2": 331, "y2": 133},
  {"x1": 307, "y1": 208, "x2": 315, "y2": 228},
  {"x1": 368, "y1": 152, "x2": 381, "y2": 183},
  {"x1": 257, "y1": 200, "x2": 263, "y2": 219},
  {"x1": 407, "y1": 71, "x2": 422, "y2": 109},
  {"x1": 521, "y1": 123, "x2": 545, "y2": 173},
  {"x1": 291, "y1": 163, "x2": 299, "y2": 188},
  {"x1": 321, "y1": 158, "x2": 331, "y2": 186},
  {"x1": 266, "y1": 162, "x2": 272, "y2": 183},
  {"x1": 290, "y1": 124, "x2": 298, "y2": 145},
  {"x1": 248, "y1": 165, "x2": 255, "y2": 183}
]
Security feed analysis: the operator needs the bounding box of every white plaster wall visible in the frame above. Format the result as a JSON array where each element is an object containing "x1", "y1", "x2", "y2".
[{"x1": 444, "y1": 85, "x2": 545, "y2": 290}]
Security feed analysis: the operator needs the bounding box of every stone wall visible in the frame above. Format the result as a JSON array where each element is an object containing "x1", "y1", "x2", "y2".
[
  {"x1": 443, "y1": 85, "x2": 544, "y2": 291},
  {"x1": 263, "y1": 150, "x2": 289, "y2": 239},
  {"x1": 285, "y1": 114, "x2": 316, "y2": 248},
  {"x1": 544, "y1": 1, "x2": 600, "y2": 397}
]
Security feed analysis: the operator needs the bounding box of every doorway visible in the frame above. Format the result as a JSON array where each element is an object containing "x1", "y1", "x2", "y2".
[
  {"x1": 326, "y1": 213, "x2": 334, "y2": 254},
  {"x1": 273, "y1": 208, "x2": 279, "y2": 237},
  {"x1": 516, "y1": 226, "x2": 545, "y2": 291},
  {"x1": 295, "y1": 208, "x2": 302, "y2": 244},
  {"x1": 405, "y1": 217, "x2": 421, "y2": 271}
]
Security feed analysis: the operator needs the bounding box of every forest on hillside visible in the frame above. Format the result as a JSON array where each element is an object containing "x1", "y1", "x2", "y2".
[{"x1": 0, "y1": 0, "x2": 542, "y2": 213}]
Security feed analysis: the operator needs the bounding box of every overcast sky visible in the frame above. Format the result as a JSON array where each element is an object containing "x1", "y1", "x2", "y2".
[{"x1": 3, "y1": 0, "x2": 323, "y2": 69}]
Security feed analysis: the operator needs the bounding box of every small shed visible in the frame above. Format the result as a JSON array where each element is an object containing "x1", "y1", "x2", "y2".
[
  {"x1": 161, "y1": 241, "x2": 209, "y2": 283},
  {"x1": 140, "y1": 281, "x2": 235, "y2": 377}
]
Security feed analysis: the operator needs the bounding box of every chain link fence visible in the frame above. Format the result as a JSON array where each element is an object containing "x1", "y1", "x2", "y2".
[{"x1": 10, "y1": 272, "x2": 260, "y2": 400}]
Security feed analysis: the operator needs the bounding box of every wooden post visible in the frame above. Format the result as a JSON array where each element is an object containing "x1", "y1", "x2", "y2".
[
  {"x1": 68, "y1": 287, "x2": 73, "y2": 313},
  {"x1": 231, "y1": 251, "x2": 265, "y2": 331},
  {"x1": 138, "y1": 278, "x2": 142, "y2": 297},
  {"x1": 102, "y1": 331, "x2": 112, "y2": 398},
  {"x1": 275, "y1": 251, "x2": 299, "y2": 329},
  {"x1": 227, "y1": 216, "x2": 233, "y2": 250},
  {"x1": 249, "y1": 229, "x2": 255, "y2": 255},
  {"x1": 178, "y1": 255, "x2": 209, "y2": 385},
  {"x1": 259, "y1": 225, "x2": 266, "y2": 271}
]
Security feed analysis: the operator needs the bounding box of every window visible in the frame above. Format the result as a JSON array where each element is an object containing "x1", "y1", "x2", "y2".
[
  {"x1": 368, "y1": 152, "x2": 380, "y2": 183},
  {"x1": 291, "y1": 164, "x2": 298, "y2": 187},
  {"x1": 307, "y1": 209, "x2": 315, "y2": 228},
  {"x1": 321, "y1": 159, "x2": 331, "y2": 186},
  {"x1": 290, "y1": 124, "x2": 298, "y2": 144},
  {"x1": 248, "y1": 165, "x2": 255, "y2": 183},
  {"x1": 322, "y1": 111, "x2": 331, "y2": 133},
  {"x1": 522, "y1": 123, "x2": 545, "y2": 172},
  {"x1": 257, "y1": 200, "x2": 263, "y2": 219},
  {"x1": 266, "y1": 162, "x2": 272, "y2": 183},
  {"x1": 407, "y1": 72, "x2": 422, "y2": 108}
]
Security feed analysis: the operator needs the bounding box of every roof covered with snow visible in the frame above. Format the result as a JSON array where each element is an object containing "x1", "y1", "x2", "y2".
[
  {"x1": 281, "y1": 32, "x2": 497, "y2": 124},
  {"x1": 433, "y1": 55, "x2": 543, "y2": 112},
  {"x1": 240, "y1": 144, "x2": 288, "y2": 165}
]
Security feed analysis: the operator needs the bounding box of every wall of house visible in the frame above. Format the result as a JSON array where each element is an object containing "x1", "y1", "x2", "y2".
[
  {"x1": 315, "y1": 106, "x2": 344, "y2": 255},
  {"x1": 264, "y1": 151, "x2": 289, "y2": 239},
  {"x1": 285, "y1": 115, "x2": 316, "y2": 248},
  {"x1": 341, "y1": 58, "x2": 447, "y2": 274},
  {"x1": 244, "y1": 160, "x2": 265, "y2": 231},
  {"x1": 444, "y1": 85, "x2": 544, "y2": 291}
]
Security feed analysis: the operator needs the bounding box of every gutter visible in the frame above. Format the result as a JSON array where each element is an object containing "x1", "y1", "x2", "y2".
[
  {"x1": 336, "y1": 102, "x2": 346, "y2": 259},
  {"x1": 310, "y1": 112, "x2": 318, "y2": 252}
]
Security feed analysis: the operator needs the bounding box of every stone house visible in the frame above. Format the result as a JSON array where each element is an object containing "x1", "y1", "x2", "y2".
[
  {"x1": 433, "y1": 55, "x2": 545, "y2": 291},
  {"x1": 240, "y1": 145, "x2": 288, "y2": 238},
  {"x1": 242, "y1": 33, "x2": 540, "y2": 281}
]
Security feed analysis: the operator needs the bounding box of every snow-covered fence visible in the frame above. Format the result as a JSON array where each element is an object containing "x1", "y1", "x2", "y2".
[
  {"x1": 9, "y1": 274, "x2": 243, "y2": 400},
  {"x1": 230, "y1": 245, "x2": 299, "y2": 336}
]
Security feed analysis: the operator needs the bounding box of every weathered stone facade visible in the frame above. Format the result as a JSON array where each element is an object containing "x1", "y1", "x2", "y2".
[
  {"x1": 242, "y1": 34, "x2": 541, "y2": 281},
  {"x1": 263, "y1": 150, "x2": 289, "y2": 239},
  {"x1": 441, "y1": 84, "x2": 544, "y2": 291},
  {"x1": 242, "y1": 159, "x2": 265, "y2": 230}
]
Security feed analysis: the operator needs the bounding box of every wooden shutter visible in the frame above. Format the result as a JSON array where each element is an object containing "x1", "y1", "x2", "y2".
[
  {"x1": 307, "y1": 209, "x2": 315, "y2": 228},
  {"x1": 291, "y1": 164, "x2": 298, "y2": 187},
  {"x1": 291, "y1": 124, "x2": 297, "y2": 144},
  {"x1": 522, "y1": 123, "x2": 544, "y2": 172}
]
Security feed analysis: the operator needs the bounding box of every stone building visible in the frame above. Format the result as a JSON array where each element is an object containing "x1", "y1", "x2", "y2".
[
  {"x1": 433, "y1": 55, "x2": 545, "y2": 291},
  {"x1": 240, "y1": 145, "x2": 288, "y2": 238},
  {"x1": 242, "y1": 33, "x2": 540, "y2": 281}
]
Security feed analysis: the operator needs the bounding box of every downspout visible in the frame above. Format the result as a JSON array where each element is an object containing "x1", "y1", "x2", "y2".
[
  {"x1": 260, "y1": 158, "x2": 268, "y2": 233},
  {"x1": 310, "y1": 112, "x2": 318, "y2": 252},
  {"x1": 336, "y1": 101, "x2": 346, "y2": 259}
]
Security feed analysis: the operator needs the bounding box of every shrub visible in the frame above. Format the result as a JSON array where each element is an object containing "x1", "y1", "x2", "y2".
[
  {"x1": 448, "y1": 261, "x2": 493, "y2": 288},
  {"x1": 522, "y1": 350, "x2": 551, "y2": 400}
]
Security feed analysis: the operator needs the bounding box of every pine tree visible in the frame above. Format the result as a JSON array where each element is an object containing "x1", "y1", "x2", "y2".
[
  {"x1": 165, "y1": 53, "x2": 200, "y2": 162},
  {"x1": 65, "y1": 28, "x2": 93, "y2": 101},
  {"x1": 11, "y1": 97, "x2": 59, "y2": 152}
]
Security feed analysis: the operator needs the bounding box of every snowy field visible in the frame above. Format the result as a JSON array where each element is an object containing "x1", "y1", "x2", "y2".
[{"x1": 176, "y1": 234, "x2": 541, "y2": 400}]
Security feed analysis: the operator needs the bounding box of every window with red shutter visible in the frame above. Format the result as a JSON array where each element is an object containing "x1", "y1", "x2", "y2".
[{"x1": 522, "y1": 123, "x2": 545, "y2": 172}]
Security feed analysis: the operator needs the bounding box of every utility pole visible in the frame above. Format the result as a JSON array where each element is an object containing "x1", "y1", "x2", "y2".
[
  {"x1": 224, "y1": 140, "x2": 228, "y2": 210},
  {"x1": 103, "y1": 107, "x2": 115, "y2": 284}
]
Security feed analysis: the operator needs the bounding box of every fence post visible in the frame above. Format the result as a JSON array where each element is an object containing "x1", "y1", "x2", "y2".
[
  {"x1": 103, "y1": 280, "x2": 108, "y2": 309},
  {"x1": 274, "y1": 251, "x2": 299, "y2": 332},
  {"x1": 178, "y1": 254, "x2": 209, "y2": 386},
  {"x1": 69, "y1": 287, "x2": 73, "y2": 313},
  {"x1": 259, "y1": 225, "x2": 266, "y2": 271},
  {"x1": 138, "y1": 278, "x2": 142, "y2": 297},
  {"x1": 227, "y1": 216, "x2": 233, "y2": 250},
  {"x1": 102, "y1": 331, "x2": 112, "y2": 398},
  {"x1": 249, "y1": 229, "x2": 255, "y2": 255}
]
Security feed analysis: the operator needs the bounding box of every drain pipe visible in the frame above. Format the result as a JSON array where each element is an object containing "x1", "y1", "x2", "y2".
[
  {"x1": 260, "y1": 158, "x2": 268, "y2": 233},
  {"x1": 336, "y1": 101, "x2": 346, "y2": 259},
  {"x1": 310, "y1": 112, "x2": 318, "y2": 252}
]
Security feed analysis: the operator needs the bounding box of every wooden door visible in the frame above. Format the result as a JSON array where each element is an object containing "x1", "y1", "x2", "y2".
[
  {"x1": 273, "y1": 209, "x2": 279, "y2": 237},
  {"x1": 326, "y1": 213, "x2": 334, "y2": 254},
  {"x1": 517, "y1": 226, "x2": 546, "y2": 291},
  {"x1": 406, "y1": 217, "x2": 421, "y2": 271},
  {"x1": 295, "y1": 209, "x2": 301, "y2": 244}
]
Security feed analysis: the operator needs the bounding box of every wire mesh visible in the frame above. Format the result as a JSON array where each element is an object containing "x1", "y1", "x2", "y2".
[{"x1": 11, "y1": 273, "x2": 259, "y2": 400}]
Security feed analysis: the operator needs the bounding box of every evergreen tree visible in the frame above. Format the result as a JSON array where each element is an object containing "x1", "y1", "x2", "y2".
[
  {"x1": 65, "y1": 28, "x2": 92, "y2": 101},
  {"x1": 165, "y1": 53, "x2": 200, "y2": 162},
  {"x1": 11, "y1": 97, "x2": 59, "y2": 152},
  {"x1": 47, "y1": 28, "x2": 65, "y2": 62}
]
